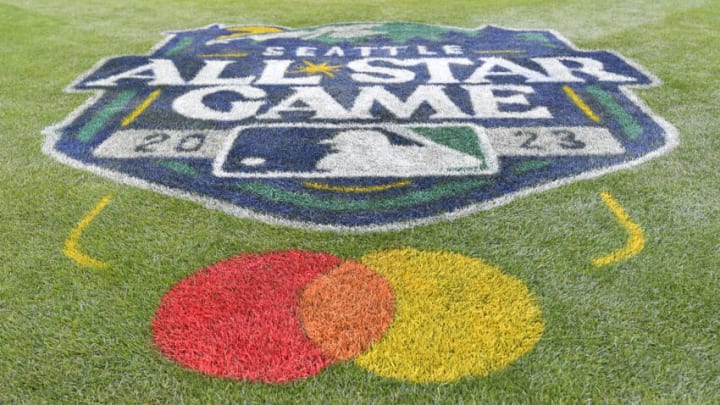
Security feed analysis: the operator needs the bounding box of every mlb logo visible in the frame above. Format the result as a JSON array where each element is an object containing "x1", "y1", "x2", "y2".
[{"x1": 213, "y1": 124, "x2": 498, "y2": 178}]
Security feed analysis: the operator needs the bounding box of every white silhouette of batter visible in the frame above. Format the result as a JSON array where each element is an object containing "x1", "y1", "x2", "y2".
[{"x1": 315, "y1": 129, "x2": 484, "y2": 176}]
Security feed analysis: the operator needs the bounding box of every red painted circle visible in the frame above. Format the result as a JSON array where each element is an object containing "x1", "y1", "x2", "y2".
[{"x1": 152, "y1": 250, "x2": 342, "y2": 383}]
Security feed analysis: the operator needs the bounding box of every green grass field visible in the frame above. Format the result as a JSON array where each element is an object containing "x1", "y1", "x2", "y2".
[{"x1": 2, "y1": 0, "x2": 719, "y2": 403}]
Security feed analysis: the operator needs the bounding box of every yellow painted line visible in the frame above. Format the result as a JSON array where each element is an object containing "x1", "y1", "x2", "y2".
[
  {"x1": 63, "y1": 195, "x2": 112, "y2": 269},
  {"x1": 121, "y1": 89, "x2": 162, "y2": 127},
  {"x1": 214, "y1": 26, "x2": 284, "y2": 41},
  {"x1": 592, "y1": 192, "x2": 645, "y2": 267},
  {"x1": 198, "y1": 53, "x2": 248, "y2": 58},
  {"x1": 474, "y1": 50, "x2": 526, "y2": 54},
  {"x1": 563, "y1": 85, "x2": 601, "y2": 123},
  {"x1": 303, "y1": 179, "x2": 412, "y2": 193}
]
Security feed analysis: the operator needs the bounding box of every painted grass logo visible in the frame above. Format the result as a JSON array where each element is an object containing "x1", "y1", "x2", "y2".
[
  {"x1": 44, "y1": 23, "x2": 677, "y2": 231},
  {"x1": 151, "y1": 249, "x2": 544, "y2": 383}
]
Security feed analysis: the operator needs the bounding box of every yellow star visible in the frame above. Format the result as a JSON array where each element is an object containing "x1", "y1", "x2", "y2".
[{"x1": 292, "y1": 60, "x2": 342, "y2": 78}]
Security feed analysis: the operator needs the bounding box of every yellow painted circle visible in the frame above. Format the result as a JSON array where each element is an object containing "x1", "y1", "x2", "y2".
[{"x1": 355, "y1": 249, "x2": 544, "y2": 383}]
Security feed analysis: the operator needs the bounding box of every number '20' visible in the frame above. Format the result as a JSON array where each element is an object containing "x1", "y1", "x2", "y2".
[{"x1": 134, "y1": 133, "x2": 206, "y2": 153}]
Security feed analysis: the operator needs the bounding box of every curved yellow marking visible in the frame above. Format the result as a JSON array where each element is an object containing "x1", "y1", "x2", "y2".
[
  {"x1": 563, "y1": 85, "x2": 601, "y2": 123},
  {"x1": 63, "y1": 195, "x2": 112, "y2": 269},
  {"x1": 121, "y1": 89, "x2": 161, "y2": 127},
  {"x1": 303, "y1": 179, "x2": 411, "y2": 193},
  {"x1": 592, "y1": 192, "x2": 645, "y2": 267},
  {"x1": 215, "y1": 26, "x2": 284, "y2": 41}
]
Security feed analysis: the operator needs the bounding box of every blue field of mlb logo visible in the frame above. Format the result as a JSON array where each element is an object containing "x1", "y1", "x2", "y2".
[{"x1": 44, "y1": 23, "x2": 677, "y2": 231}]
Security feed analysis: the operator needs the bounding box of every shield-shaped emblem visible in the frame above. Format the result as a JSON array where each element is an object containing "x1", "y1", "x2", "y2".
[{"x1": 44, "y1": 23, "x2": 677, "y2": 231}]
